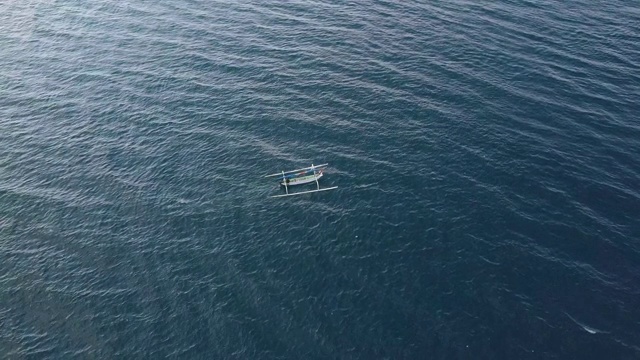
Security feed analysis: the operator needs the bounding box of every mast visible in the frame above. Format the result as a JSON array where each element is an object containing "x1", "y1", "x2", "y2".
[{"x1": 282, "y1": 170, "x2": 288, "y2": 195}]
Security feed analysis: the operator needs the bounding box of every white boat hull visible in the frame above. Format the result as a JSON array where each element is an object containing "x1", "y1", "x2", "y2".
[{"x1": 280, "y1": 171, "x2": 323, "y2": 186}]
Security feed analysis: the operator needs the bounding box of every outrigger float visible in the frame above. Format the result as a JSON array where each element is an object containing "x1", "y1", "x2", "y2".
[{"x1": 265, "y1": 163, "x2": 338, "y2": 198}]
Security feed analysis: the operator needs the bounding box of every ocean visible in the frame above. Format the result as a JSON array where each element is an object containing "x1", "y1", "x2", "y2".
[{"x1": 1, "y1": 0, "x2": 639, "y2": 358}]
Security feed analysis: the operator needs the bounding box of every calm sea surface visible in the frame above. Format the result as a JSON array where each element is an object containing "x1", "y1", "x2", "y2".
[{"x1": 1, "y1": 1, "x2": 639, "y2": 358}]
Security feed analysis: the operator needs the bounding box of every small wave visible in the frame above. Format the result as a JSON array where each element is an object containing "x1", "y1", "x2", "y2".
[{"x1": 565, "y1": 312, "x2": 607, "y2": 335}]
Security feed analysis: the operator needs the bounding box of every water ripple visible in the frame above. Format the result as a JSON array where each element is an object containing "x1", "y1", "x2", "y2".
[{"x1": 1, "y1": 0, "x2": 639, "y2": 358}]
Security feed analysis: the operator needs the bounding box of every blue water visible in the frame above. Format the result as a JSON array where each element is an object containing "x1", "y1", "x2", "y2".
[{"x1": 1, "y1": 0, "x2": 639, "y2": 358}]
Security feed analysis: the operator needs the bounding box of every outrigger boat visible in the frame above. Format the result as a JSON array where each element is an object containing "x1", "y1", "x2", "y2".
[{"x1": 265, "y1": 163, "x2": 338, "y2": 198}]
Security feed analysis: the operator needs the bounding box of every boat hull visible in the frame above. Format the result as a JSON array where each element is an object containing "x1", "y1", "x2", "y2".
[{"x1": 280, "y1": 171, "x2": 323, "y2": 186}]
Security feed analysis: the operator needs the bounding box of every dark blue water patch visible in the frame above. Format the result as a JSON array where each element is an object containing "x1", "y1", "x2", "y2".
[{"x1": 2, "y1": 0, "x2": 640, "y2": 358}]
